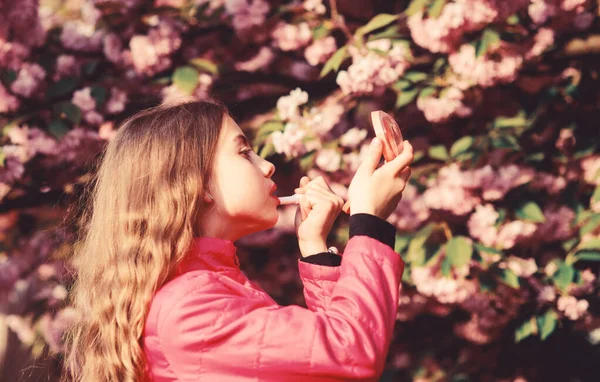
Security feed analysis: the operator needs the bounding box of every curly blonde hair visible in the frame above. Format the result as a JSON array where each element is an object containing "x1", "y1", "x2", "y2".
[{"x1": 62, "y1": 99, "x2": 228, "y2": 381}]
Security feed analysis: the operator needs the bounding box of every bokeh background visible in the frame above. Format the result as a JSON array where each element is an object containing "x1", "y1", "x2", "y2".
[{"x1": 1, "y1": 0, "x2": 600, "y2": 381}]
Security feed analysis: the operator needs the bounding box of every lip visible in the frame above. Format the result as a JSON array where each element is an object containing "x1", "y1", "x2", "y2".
[
  {"x1": 271, "y1": 195, "x2": 281, "y2": 206},
  {"x1": 269, "y1": 184, "x2": 277, "y2": 196}
]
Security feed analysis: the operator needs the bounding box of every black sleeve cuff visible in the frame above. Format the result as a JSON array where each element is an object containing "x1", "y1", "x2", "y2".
[
  {"x1": 349, "y1": 213, "x2": 396, "y2": 250},
  {"x1": 299, "y1": 214, "x2": 396, "y2": 267},
  {"x1": 299, "y1": 252, "x2": 342, "y2": 266}
]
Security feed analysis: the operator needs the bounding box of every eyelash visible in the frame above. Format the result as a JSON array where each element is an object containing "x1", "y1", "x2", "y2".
[{"x1": 240, "y1": 148, "x2": 253, "y2": 158}]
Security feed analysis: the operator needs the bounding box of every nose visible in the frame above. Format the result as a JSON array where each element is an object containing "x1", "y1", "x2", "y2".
[{"x1": 261, "y1": 158, "x2": 275, "y2": 178}]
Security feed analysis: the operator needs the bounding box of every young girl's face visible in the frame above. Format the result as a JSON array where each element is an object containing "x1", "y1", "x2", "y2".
[{"x1": 199, "y1": 115, "x2": 279, "y2": 241}]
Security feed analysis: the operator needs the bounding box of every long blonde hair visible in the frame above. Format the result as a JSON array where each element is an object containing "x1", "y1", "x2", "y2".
[{"x1": 62, "y1": 99, "x2": 228, "y2": 381}]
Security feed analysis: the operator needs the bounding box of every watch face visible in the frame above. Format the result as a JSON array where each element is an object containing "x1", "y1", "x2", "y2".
[{"x1": 370, "y1": 111, "x2": 404, "y2": 162}]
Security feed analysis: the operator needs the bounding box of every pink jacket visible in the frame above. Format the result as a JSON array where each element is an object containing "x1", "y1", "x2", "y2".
[{"x1": 143, "y1": 235, "x2": 404, "y2": 381}]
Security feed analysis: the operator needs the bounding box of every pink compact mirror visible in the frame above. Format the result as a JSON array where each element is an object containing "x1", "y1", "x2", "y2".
[{"x1": 370, "y1": 111, "x2": 404, "y2": 162}]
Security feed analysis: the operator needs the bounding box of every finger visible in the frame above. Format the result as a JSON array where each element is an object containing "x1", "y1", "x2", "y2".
[
  {"x1": 311, "y1": 176, "x2": 334, "y2": 192},
  {"x1": 357, "y1": 137, "x2": 383, "y2": 175},
  {"x1": 342, "y1": 200, "x2": 350, "y2": 214},
  {"x1": 399, "y1": 166, "x2": 411, "y2": 182},
  {"x1": 384, "y1": 140, "x2": 414, "y2": 176},
  {"x1": 305, "y1": 187, "x2": 344, "y2": 210},
  {"x1": 294, "y1": 176, "x2": 311, "y2": 194}
]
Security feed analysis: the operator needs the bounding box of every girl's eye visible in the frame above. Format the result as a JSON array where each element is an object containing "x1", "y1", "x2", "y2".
[{"x1": 240, "y1": 148, "x2": 253, "y2": 158}]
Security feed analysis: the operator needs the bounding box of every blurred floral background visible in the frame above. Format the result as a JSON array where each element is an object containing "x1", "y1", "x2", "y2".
[{"x1": 1, "y1": 0, "x2": 600, "y2": 381}]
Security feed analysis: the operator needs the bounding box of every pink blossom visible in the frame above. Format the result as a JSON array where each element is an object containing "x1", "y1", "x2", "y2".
[
  {"x1": 496, "y1": 221, "x2": 537, "y2": 249},
  {"x1": 60, "y1": 21, "x2": 104, "y2": 52},
  {"x1": 84, "y1": 110, "x2": 104, "y2": 125},
  {"x1": 411, "y1": 266, "x2": 477, "y2": 304},
  {"x1": 130, "y1": 23, "x2": 181, "y2": 76},
  {"x1": 71, "y1": 87, "x2": 96, "y2": 112},
  {"x1": 531, "y1": 172, "x2": 567, "y2": 194},
  {"x1": 388, "y1": 183, "x2": 431, "y2": 232},
  {"x1": 225, "y1": 0, "x2": 269, "y2": 31},
  {"x1": 315, "y1": 148, "x2": 341, "y2": 172},
  {"x1": 98, "y1": 122, "x2": 117, "y2": 141},
  {"x1": 423, "y1": 185, "x2": 480, "y2": 215},
  {"x1": 105, "y1": 87, "x2": 128, "y2": 114},
  {"x1": 103, "y1": 33, "x2": 124, "y2": 64},
  {"x1": 276, "y1": 87, "x2": 309, "y2": 121},
  {"x1": 569, "y1": 268, "x2": 596, "y2": 296},
  {"x1": 336, "y1": 40, "x2": 410, "y2": 95},
  {"x1": 304, "y1": 36, "x2": 337, "y2": 66},
  {"x1": 449, "y1": 43, "x2": 523, "y2": 88},
  {"x1": 304, "y1": 103, "x2": 344, "y2": 136},
  {"x1": 0, "y1": 41, "x2": 29, "y2": 71},
  {"x1": 416, "y1": 87, "x2": 472, "y2": 123},
  {"x1": 506, "y1": 256, "x2": 538, "y2": 277},
  {"x1": 6, "y1": 315, "x2": 35, "y2": 345},
  {"x1": 580, "y1": 156, "x2": 600, "y2": 185},
  {"x1": 271, "y1": 22, "x2": 312, "y2": 51},
  {"x1": 573, "y1": 11, "x2": 594, "y2": 30},
  {"x1": 54, "y1": 55, "x2": 79, "y2": 79},
  {"x1": 526, "y1": 28, "x2": 555, "y2": 59},
  {"x1": 10, "y1": 63, "x2": 46, "y2": 98},
  {"x1": 536, "y1": 205, "x2": 575, "y2": 242},
  {"x1": 561, "y1": 0, "x2": 586, "y2": 11},
  {"x1": 271, "y1": 122, "x2": 307, "y2": 159},
  {"x1": 235, "y1": 47, "x2": 275, "y2": 72},
  {"x1": 478, "y1": 165, "x2": 534, "y2": 201},
  {"x1": 0, "y1": 83, "x2": 19, "y2": 113},
  {"x1": 467, "y1": 204, "x2": 499, "y2": 247},
  {"x1": 339, "y1": 127, "x2": 368, "y2": 149},
  {"x1": 537, "y1": 286, "x2": 557, "y2": 303},
  {"x1": 557, "y1": 295, "x2": 589, "y2": 320},
  {"x1": 303, "y1": 0, "x2": 326, "y2": 14},
  {"x1": 528, "y1": 0, "x2": 555, "y2": 25}
]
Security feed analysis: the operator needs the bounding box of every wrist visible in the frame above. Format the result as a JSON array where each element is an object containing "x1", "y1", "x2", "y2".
[{"x1": 298, "y1": 240, "x2": 328, "y2": 258}]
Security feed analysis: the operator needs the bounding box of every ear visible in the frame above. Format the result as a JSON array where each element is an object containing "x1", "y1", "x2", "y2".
[{"x1": 203, "y1": 192, "x2": 214, "y2": 204}]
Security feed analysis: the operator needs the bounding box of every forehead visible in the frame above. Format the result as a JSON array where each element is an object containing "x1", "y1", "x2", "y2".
[{"x1": 221, "y1": 115, "x2": 248, "y2": 146}]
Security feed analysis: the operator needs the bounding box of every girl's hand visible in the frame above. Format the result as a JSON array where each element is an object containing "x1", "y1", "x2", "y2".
[
  {"x1": 348, "y1": 138, "x2": 413, "y2": 220},
  {"x1": 293, "y1": 176, "x2": 344, "y2": 258}
]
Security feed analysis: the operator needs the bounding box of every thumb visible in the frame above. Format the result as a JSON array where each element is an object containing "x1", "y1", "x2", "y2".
[{"x1": 359, "y1": 137, "x2": 383, "y2": 174}]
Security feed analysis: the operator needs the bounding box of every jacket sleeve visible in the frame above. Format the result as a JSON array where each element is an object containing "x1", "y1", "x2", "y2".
[
  {"x1": 157, "y1": 235, "x2": 404, "y2": 380},
  {"x1": 299, "y1": 213, "x2": 397, "y2": 312}
]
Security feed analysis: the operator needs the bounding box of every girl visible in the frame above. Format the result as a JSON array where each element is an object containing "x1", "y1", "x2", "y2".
[{"x1": 63, "y1": 99, "x2": 414, "y2": 381}]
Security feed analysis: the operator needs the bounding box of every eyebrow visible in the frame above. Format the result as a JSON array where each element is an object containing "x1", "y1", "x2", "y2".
[{"x1": 233, "y1": 134, "x2": 251, "y2": 147}]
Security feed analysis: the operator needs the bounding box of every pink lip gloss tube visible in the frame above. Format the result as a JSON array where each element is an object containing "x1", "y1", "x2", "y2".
[{"x1": 277, "y1": 195, "x2": 300, "y2": 205}]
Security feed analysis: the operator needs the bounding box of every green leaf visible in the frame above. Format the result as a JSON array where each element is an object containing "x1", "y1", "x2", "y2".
[
  {"x1": 254, "y1": 121, "x2": 285, "y2": 146},
  {"x1": 403, "y1": 71, "x2": 428, "y2": 83},
  {"x1": 446, "y1": 236, "x2": 473, "y2": 268},
  {"x1": 515, "y1": 319, "x2": 534, "y2": 343},
  {"x1": 83, "y1": 60, "x2": 100, "y2": 76},
  {"x1": 506, "y1": 14, "x2": 520, "y2": 25},
  {"x1": 491, "y1": 135, "x2": 520, "y2": 150},
  {"x1": 450, "y1": 136, "x2": 474, "y2": 158},
  {"x1": 299, "y1": 150, "x2": 317, "y2": 171},
  {"x1": 418, "y1": 86, "x2": 436, "y2": 99},
  {"x1": 473, "y1": 242, "x2": 502, "y2": 255},
  {"x1": 580, "y1": 213, "x2": 600, "y2": 236},
  {"x1": 312, "y1": 24, "x2": 329, "y2": 40},
  {"x1": 537, "y1": 310, "x2": 558, "y2": 341},
  {"x1": 172, "y1": 66, "x2": 199, "y2": 94},
  {"x1": 46, "y1": 77, "x2": 78, "y2": 100},
  {"x1": 48, "y1": 120, "x2": 69, "y2": 138},
  {"x1": 54, "y1": 102, "x2": 82, "y2": 124},
  {"x1": 395, "y1": 88, "x2": 419, "y2": 109},
  {"x1": 259, "y1": 141, "x2": 276, "y2": 159},
  {"x1": 525, "y1": 152, "x2": 545, "y2": 163},
  {"x1": 393, "y1": 79, "x2": 412, "y2": 91},
  {"x1": 574, "y1": 251, "x2": 600, "y2": 262},
  {"x1": 515, "y1": 201, "x2": 546, "y2": 223},
  {"x1": 90, "y1": 86, "x2": 107, "y2": 107},
  {"x1": 367, "y1": 24, "x2": 402, "y2": 41},
  {"x1": 592, "y1": 185, "x2": 600, "y2": 204},
  {"x1": 433, "y1": 57, "x2": 446, "y2": 73},
  {"x1": 429, "y1": 145, "x2": 449, "y2": 161},
  {"x1": 441, "y1": 256, "x2": 452, "y2": 276},
  {"x1": 553, "y1": 262, "x2": 574, "y2": 291},
  {"x1": 189, "y1": 58, "x2": 219, "y2": 74},
  {"x1": 1, "y1": 69, "x2": 17, "y2": 84},
  {"x1": 578, "y1": 238, "x2": 600, "y2": 251},
  {"x1": 493, "y1": 112, "x2": 527, "y2": 129},
  {"x1": 500, "y1": 268, "x2": 520, "y2": 288},
  {"x1": 428, "y1": 0, "x2": 447, "y2": 18},
  {"x1": 395, "y1": 234, "x2": 412, "y2": 253},
  {"x1": 405, "y1": 0, "x2": 430, "y2": 16},
  {"x1": 562, "y1": 238, "x2": 579, "y2": 252},
  {"x1": 407, "y1": 224, "x2": 435, "y2": 266},
  {"x1": 355, "y1": 14, "x2": 399, "y2": 37},
  {"x1": 476, "y1": 29, "x2": 501, "y2": 58},
  {"x1": 320, "y1": 46, "x2": 348, "y2": 78}
]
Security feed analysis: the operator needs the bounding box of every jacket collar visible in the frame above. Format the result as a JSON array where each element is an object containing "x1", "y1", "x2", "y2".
[{"x1": 175, "y1": 236, "x2": 240, "y2": 275}]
